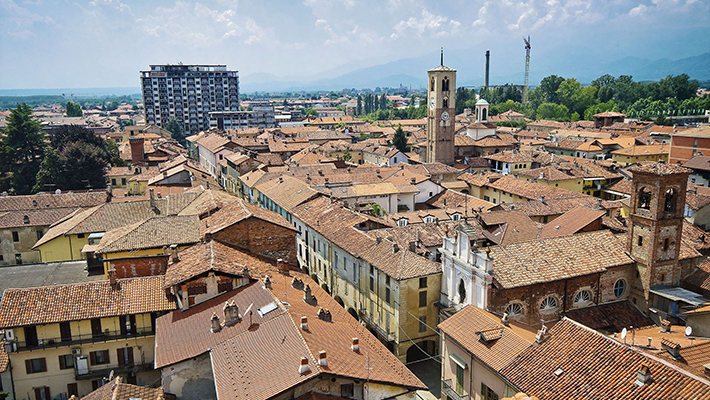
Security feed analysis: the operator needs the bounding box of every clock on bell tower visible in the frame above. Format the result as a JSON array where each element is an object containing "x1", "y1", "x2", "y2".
[{"x1": 426, "y1": 49, "x2": 456, "y2": 165}]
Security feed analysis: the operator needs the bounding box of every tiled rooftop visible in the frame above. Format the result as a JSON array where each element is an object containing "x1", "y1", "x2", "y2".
[
  {"x1": 438, "y1": 305, "x2": 537, "y2": 371},
  {"x1": 538, "y1": 206, "x2": 606, "y2": 239},
  {"x1": 489, "y1": 230, "x2": 634, "y2": 289},
  {"x1": 81, "y1": 376, "x2": 164, "y2": 400},
  {"x1": 500, "y1": 318, "x2": 710, "y2": 400},
  {"x1": 629, "y1": 161, "x2": 691, "y2": 176},
  {"x1": 0, "y1": 191, "x2": 108, "y2": 212},
  {"x1": 94, "y1": 215, "x2": 201, "y2": 254},
  {"x1": 0, "y1": 276, "x2": 175, "y2": 328}
]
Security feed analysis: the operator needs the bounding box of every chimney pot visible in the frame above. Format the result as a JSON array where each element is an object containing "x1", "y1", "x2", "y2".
[
  {"x1": 351, "y1": 338, "x2": 360, "y2": 352},
  {"x1": 300, "y1": 316, "x2": 308, "y2": 330},
  {"x1": 211, "y1": 312, "x2": 222, "y2": 333},
  {"x1": 318, "y1": 351, "x2": 328, "y2": 366},
  {"x1": 108, "y1": 268, "x2": 117, "y2": 289},
  {"x1": 299, "y1": 357, "x2": 310, "y2": 374},
  {"x1": 263, "y1": 275, "x2": 272, "y2": 289}
]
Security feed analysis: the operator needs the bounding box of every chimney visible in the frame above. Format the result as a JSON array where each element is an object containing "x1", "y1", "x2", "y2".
[
  {"x1": 393, "y1": 243, "x2": 399, "y2": 253},
  {"x1": 318, "y1": 351, "x2": 328, "y2": 366},
  {"x1": 170, "y1": 244, "x2": 179, "y2": 263},
  {"x1": 263, "y1": 275, "x2": 272, "y2": 289},
  {"x1": 661, "y1": 339, "x2": 681, "y2": 358},
  {"x1": 411, "y1": 177, "x2": 416, "y2": 184},
  {"x1": 661, "y1": 319, "x2": 672, "y2": 333},
  {"x1": 277, "y1": 258, "x2": 289, "y2": 275},
  {"x1": 210, "y1": 312, "x2": 222, "y2": 333},
  {"x1": 597, "y1": 198, "x2": 603, "y2": 208},
  {"x1": 129, "y1": 136, "x2": 145, "y2": 165},
  {"x1": 108, "y1": 268, "x2": 118, "y2": 289},
  {"x1": 539, "y1": 194, "x2": 546, "y2": 204},
  {"x1": 351, "y1": 338, "x2": 360, "y2": 352},
  {"x1": 376, "y1": 237, "x2": 382, "y2": 245},
  {"x1": 501, "y1": 312, "x2": 510, "y2": 325},
  {"x1": 534, "y1": 324, "x2": 549, "y2": 345},
  {"x1": 635, "y1": 363, "x2": 652, "y2": 386},
  {"x1": 291, "y1": 277, "x2": 304, "y2": 289},
  {"x1": 409, "y1": 241, "x2": 417, "y2": 252},
  {"x1": 647, "y1": 337, "x2": 653, "y2": 348},
  {"x1": 223, "y1": 301, "x2": 240, "y2": 326},
  {"x1": 485, "y1": 50, "x2": 490, "y2": 89},
  {"x1": 149, "y1": 188, "x2": 156, "y2": 210},
  {"x1": 299, "y1": 357, "x2": 310, "y2": 374},
  {"x1": 304, "y1": 285, "x2": 316, "y2": 304},
  {"x1": 300, "y1": 316, "x2": 308, "y2": 331}
]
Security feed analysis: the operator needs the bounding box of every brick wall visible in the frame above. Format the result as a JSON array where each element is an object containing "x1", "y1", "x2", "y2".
[
  {"x1": 109, "y1": 255, "x2": 169, "y2": 278},
  {"x1": 212, "y1": 218, "x2": 296, "y2": 264}
]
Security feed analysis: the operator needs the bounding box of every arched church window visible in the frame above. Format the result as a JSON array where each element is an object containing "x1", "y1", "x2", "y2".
[
  {"x1": 430, "y1": 78, "x2": 435, "y2": 91},
  {"x1": 574, "y1": 290, "x2": 592, "y2": 305},
  {"x1": 443, "y1": 98, "x2": 448, "y2": 108},
  {"x1": 442, "y1": 77, "x2": 449, "y2": 92},
  {"x1": 458, "y1": 279, "x2": 466, "y2": 303},
  {"x1": 539, "y1": 296, "x2": 558, "y2": 311},
  {"x1": 505, "y1": 302, "x2": 523, "y2": 317},
  {"x1": 481, "y1": 108, "x2": 487, "y2": 121},
  {"x1": 664, "y1": 188, "x2": 676, "y2": 212},
  {"x1": 638, "y1": 187, "x2": 652, "y2": 210}
]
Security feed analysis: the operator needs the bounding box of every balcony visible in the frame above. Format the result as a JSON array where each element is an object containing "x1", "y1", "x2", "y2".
[
  {"x1": 4, "y1": 329, "x2": 155, "y2": 353},
  {"x1": 76, "y1": 361, "x2": 153, "y2": 381},
  {"x1": 442, "y1": 379, "x2": 469, "y2": 400},
  {"x1": 358, "y1": 309, "x2": 395, "y2": 342}
]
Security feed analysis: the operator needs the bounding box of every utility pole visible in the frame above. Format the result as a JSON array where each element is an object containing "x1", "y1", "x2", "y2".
[{"x1": 523, "y1": 36, "x2": 531, "y2": 103}]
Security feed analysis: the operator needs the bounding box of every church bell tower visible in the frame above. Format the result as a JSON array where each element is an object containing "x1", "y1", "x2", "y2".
[
  {"x1": 426, "y1": 49, "x2": 456, "y2": 165},
  {"x1": 627, "y1": 163, "x2": 690, "y2": 311}
]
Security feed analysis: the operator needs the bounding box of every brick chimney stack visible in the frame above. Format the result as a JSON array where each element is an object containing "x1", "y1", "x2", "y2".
[{"x1": 129, "y1": 136, "x2": 145, "y2": 165}]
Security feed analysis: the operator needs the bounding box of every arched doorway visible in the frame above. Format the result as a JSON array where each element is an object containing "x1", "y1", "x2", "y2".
[
  {"x1": 347, "y1": 307, "x2": 359, "y2": 320},
  {"x1": 310, "y1": 274, "x2": 319, "y2": 285},
  {"x1": 321, "y1": 283, "x2": 330, "y2": 295},
  {"x1": 333, "y1": 296, "x2": 345, "y2": 307}
]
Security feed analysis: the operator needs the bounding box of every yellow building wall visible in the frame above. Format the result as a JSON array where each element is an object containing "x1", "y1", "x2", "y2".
[
  {"x1": 101, "y1": 245, "x2": 191, "y2": 276},
  {"x1": 129, "y1": 180, "x2": 149, "y2": 195},
  {"x1": 479, "y1": 187, "x2": 530, "y2": 205},
  {"x1": 395, "y1": 273, "x2": 441, "y2": 363},
  {"x1": 108, "y1": 174, "x2": 133, "y2": 189},
  {"x1": 612, "y1": 153, "x2": 669, "y2": 166},
  {"x1": 8, "y1": 314, "x2": 157, "y2": 399},
  {"x1": 38, "y1": 234, "x2": 89, "y2": 263}
]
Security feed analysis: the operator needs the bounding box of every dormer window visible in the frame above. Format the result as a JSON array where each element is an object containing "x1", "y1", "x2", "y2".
[{"x1": 23, "y1": 215, "x2": 30, "y2": 224}]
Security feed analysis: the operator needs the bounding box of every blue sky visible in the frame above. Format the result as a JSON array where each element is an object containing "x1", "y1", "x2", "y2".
[{"x1": 1, "y1": 0, "x2": 708, "y2": 90}]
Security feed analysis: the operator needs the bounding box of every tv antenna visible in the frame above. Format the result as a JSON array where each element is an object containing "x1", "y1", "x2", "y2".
[{"x1": 244, "y1": 303, "x2": 254, "y2": 326}]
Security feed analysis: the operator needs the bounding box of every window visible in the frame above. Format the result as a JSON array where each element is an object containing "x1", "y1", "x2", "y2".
[
  {"x1": 419, "y1": 315, "x2": 427, "y2": 332},
  {"x1": 25, "y1": 358, "x2": 47, "y2": 374},
  {"x1": 505, "y1": 302, "x2": 523, "y2": 317},
  {"x1": 111, "y1": 178, "x2": 117, "y2": 186},
  {"x1": 121, "y1": 178, "x2": 127, "y2": 185},
  {"x1": 614, "y1": 279, "x2": 627, "y2": 298},
  {"x1": 458, "y1": 279, "x2": 466, "y2": 303},
  {"x1": 58, "y1": 354, "x2": 75, "y2": 370},
  {"x1": 419, "y1": 277, "x2": 428, "y2": 288},
  {"x1": 638, "y1": 187, "x2": 651, "y2": 210},
  {"x1": 385, "y1": 287, "x2": 391, "y2": 304},
  {"x1": 77, "y1": 233, "x2": 85, "y2": 239},
  {"x1": 638, "y1": 235, "x2": 643, "y2": 246},
  {"x1": 481, "y1": 384, "x2": 499, "y2": 400},
  {"x1": 60, "y1": 321, "x2": 72, "y2": 342},
  {"x1": 67, "y1": 383, "x2": 78, "y2": 398},
  {"x1": 12, "y1": 231, "x2": 19, "y2": 242},
  {"x1": 36, "y1": 229, "x2": 43, "y2": 241},
  {"x1": 574, "y1": 290, "x2": 592, "y2": 305},
  {"x1": 117, "y1": 347, "x2": 134, "y2": 367},
  {"x1": 23, "y1": 215, "x2": 29, "y2": 224},
  {"x1": 34, "y1": 387, "x2": 50, "y2": 400},
  {"x1": 90, "y1": 350, "x2": 110, "y2": 365},
  {"x1": 664, "y1": 188, "x2": 676, "y2": 212},
  {"x1": 341, "y1": 383, "x2": 354, "y2": 398},
  {"x1": 370, "y1": 275, "x2": 375, "y2": 292},
  {"x1": 663, "y1": 238, "x2": 669, "y2": 251},
  {"x1": 539, "y1": 296, "x2": 558, "y2": 311},
  {"x1": 419, "y1": 290, "x2": 427, "y2": 307},
  {"x1": 456, "y1": 364, "x2": 464, "y2": 395}
]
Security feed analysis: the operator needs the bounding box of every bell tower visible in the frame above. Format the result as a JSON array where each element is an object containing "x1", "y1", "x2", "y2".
[
  {"x1": 426, "y1": 49, "x2": 456, "y2": 165},
  {"x1": 627, "y1": 163, "x2": 690, "y2": 311}
]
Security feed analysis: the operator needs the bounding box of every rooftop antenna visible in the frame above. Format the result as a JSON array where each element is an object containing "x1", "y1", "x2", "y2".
[
  {"x1": 441, "y1": 47, "x2": 444, "y2": 66},
  {"x1": 244, "y1": 303, "x2": 254, "y2": 326},
  {"x1": 523, "y1": 36, "x2": 531, "y2": 103}
]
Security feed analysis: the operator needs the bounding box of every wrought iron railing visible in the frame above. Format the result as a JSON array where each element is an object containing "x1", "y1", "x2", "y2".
[
  {"x1": 442, "y1": 379, "x2": 469, "y2": 400},
  {"x1": 5, "y1": 329, "x2": 155, "y2": 353}
]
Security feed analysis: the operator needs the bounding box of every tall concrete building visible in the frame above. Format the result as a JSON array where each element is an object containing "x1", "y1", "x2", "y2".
[
  {"x1": 426, "y1": 54, "x2": 456, "y2": 165},
  {"x1": 140, "y1": 64, "x2": 239, "y2": 134}
]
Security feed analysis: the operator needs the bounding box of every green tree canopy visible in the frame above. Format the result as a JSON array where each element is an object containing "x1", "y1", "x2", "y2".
[
  {"x1": 393, "y1": 126, "x2": 408, "y2": 153},
  {"x1": 164, "y1": 117, "x2": 186, "y2": 146},
  {"x1": 0, "y1": 103, "x2": 46, "y2": 194},
  {"x1": 65, "y1": 101, "x2": 83, "y2": 117}
]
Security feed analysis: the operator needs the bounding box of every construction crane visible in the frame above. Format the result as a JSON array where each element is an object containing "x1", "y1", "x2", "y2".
[{"x1": 523, "y1": 36, "x2": 531, "y2": 103}]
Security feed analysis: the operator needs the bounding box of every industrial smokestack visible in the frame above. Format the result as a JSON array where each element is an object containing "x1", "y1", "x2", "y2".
[{"x1": 485, "y1": 50, "x2": 490, "y2": 89}]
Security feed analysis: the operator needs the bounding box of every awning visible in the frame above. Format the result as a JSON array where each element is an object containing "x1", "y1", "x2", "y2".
[
  {"x1": 449, "y1": 353, "x2": 468, "y2": 369},
  {"x1": 650, "y1": 286, "x2": 709, "y2": 307}
]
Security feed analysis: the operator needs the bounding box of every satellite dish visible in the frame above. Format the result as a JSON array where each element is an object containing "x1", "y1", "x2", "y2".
[
  {"x1": 621, "y1": 328, "x2": 627, "y2": 340},
  {"x1": 685, "y1": 326, "x2": 693, "y2": 336}
]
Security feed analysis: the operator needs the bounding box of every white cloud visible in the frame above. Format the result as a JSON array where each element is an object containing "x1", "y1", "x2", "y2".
[
  {"x1": 0, "y1": 0, "x2": 54, "y2": 38},
  {"x1": 391, "y1": 8, "x2": 460, "y2": 39},
  {"x1": 628, "y1": 3, "x2": 647, "y2": 16}
]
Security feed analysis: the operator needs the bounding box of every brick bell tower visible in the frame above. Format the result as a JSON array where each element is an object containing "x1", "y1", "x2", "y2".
[
  {"x1": 627, "y1": 163, "x2": 690, "y2": 312},
  {"x1": 426, "y1": 48, "x2": 456, "y2": 166}
]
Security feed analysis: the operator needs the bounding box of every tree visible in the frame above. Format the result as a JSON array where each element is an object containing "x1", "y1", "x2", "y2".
[
  {"x1": 106, "y1": 139, "x2": 126, "y2": 167},
  {"x1": 393, "y1": 126, "x2": 408, "y2": 153},
  {"x1": 536, "y1": 103, "x2": 569, "y2": 121},
  {"x1": 356, "y1": 95, "x2": 362, "y2": 116},
  {"x1": 66, "y1": 101, "x2": 83, "y2": 117},
  {"x1": 165, "y1": 117, "x2": 186, "y2": 146},
  {"x1": 0, "y1": 103, "x2": 46, "y2": 194},
  {"x1": 35, "y1": 125, "x2": 114, "y2": 191},
  {"x1": 374, "y1": 94, "x2": 379, "y2": 111},
  {"x1": 380, "y1": 94, "x2": 388, "y2": 110}
]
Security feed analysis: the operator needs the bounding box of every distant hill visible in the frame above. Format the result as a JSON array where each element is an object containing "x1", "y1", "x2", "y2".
[
  {"x1": 241, "y1": 51, "x2": 710, "y2": 92},
  {"x1": 0, "y1": 87, "x2": 141, "y2": 97}
]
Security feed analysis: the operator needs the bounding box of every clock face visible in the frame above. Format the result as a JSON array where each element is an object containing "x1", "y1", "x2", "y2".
[
  {"x1": 429, "y1": 96, "x2": 435, "y2": 110},
  {"x1": 441, "y1": 111, "x2": 449, "y2": 121}
]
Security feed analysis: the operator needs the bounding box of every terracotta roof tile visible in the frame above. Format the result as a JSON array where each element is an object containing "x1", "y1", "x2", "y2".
[
  {"x1": 485, "y1": 176, "x2": 584, "y2": 201},
  {"x1": 81, "y1": 376, "x2": 164, "y2": 400},
  {"x1": 629, "y1": 161, "x2": 691, "y2": 176},
  {"x1": 538, "y1": 206, "x2": 606, "y2": 239},
  {"x1": 177, "y1": 188, "x2": 238, "y2": 217},
  {"x1": 438, "y1": 305, "x2": 536, "y2": 371},
  {"x1": 500, "y1": 318, "x2": 710, "y2": 400},
  {"x1": 255, "y1": 176, "x2": 321, "y2": 212},
  {"x1": 94, "y1": 215, "x2": 201, "y2": 254},
  {"x1": 489, "y1": 230, "x2": 634, "y2": 289},
  {"x1": 202, "y1": 197, "x2": 297, "y2": 234},
  {"x1": 426, "y1": 189, "x2": 495, "y2": 212},
  {"x1": 498, "y1": 196, "x2": 619, "y2": 218},
  {"x1": 0, "y1": 207, "x2": 79, "y2": 229},
  {"x1": 0, "y1": 276, "x2": 175, "y2": 328},
  {"x1": 565, "y1": 300, "x2": 654, "y2": 332},
  {"x1": 479, "y1": 210, "x2": 540, "y2": 245},
  {"x1": 682, "y1": 259, "x2": 710, "y2": 293},
  {"x1": 0, "y1": 191, "x2": 109, "y2": 212}
]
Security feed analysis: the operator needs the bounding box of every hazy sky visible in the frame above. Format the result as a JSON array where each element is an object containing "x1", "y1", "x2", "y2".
[{"x1": 1, "y1": 0, "x2": 708, "y2": 90}]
